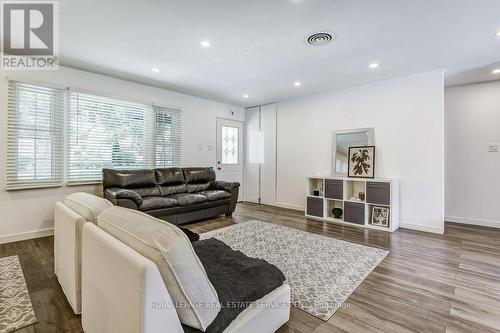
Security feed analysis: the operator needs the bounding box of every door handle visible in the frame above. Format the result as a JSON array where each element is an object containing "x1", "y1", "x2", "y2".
[{"x1": 217, "y1": 167, "x2": 222, "y2": 170}]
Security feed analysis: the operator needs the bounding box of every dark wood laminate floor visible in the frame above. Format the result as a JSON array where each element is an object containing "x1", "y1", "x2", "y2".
[{"x1": 2, "y1": 202, "x2": 500, "y2": 333}]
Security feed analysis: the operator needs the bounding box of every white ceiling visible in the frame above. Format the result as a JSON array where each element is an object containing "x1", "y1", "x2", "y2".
[
  {"x1": 59, "y1": 0, "x2": 500, "y2": 106},
  {"x1": 445, "y1": 60, "x2": 500, "y2": 87}
]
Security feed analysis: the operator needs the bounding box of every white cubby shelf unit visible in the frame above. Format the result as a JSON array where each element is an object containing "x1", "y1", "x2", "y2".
[{"x1": 305, "y1": 176, "x2": 400, "y2": 232}]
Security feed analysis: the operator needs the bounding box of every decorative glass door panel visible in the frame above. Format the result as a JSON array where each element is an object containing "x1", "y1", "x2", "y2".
[{"x1": 221, "y1": 126, "x2": 239, "y2": 164}]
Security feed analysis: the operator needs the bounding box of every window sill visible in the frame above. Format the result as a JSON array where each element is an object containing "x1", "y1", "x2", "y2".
[
  {"x1": 6, "y1": 184, "x2": 63, "y2": 191},
  {"x1": 66, "y1": 182, "x2": 102, "y2": 186}
]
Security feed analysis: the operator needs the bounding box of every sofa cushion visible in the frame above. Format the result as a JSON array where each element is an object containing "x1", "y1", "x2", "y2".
[
  {"x1": 131, "y1": 186, "x2": 161, "y2": 197},
  {"x1": 156, "y1": 168, "x2": 188, "y2": 196},
  {"x1": 97, "y1": 207, "x2": 220, "y2": 330},
  {"x1": 199, "y1": 190, "x2": 231, "y2": 202},
  {"x1": 64, "y1": 192, "x2": 113, "y2": 223},
  {"x1": 139, "y1": 197, "x2": 179, "y2": 211},
  {"x1": 183, "y1": 168, "x2": 216, "y2": 183},
  {"x1": 102, "y1": 169, "x2": 158, "y2": 189},
  {"x1": 170, "y1": 193, "x2": 208, "y2": 206},
  {"x1": 155, "y1": 168, "x2": 185, "y2": 185},
  {"x1": 183, "y1": 168, "x2": 216, "y2": 193},
  {"x1": 158, "y1": 184, "x2": 186, "y2": 196}
]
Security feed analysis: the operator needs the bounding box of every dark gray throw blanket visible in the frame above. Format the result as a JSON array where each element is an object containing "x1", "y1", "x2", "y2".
[
  {"x1": 180, "y1": 227, "x2": 200, "y2": 242},
  {"x1": 183, "y1": 238, "x2": 286, "y2": 333}
]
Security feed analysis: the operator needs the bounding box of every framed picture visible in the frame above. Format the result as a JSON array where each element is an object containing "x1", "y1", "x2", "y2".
[
  {"x1": 370, "y1": 206, "x2": 390, "y2": 227},
  {"x1": 347, "y1": 146, "x2": 375, "y2": 178}
]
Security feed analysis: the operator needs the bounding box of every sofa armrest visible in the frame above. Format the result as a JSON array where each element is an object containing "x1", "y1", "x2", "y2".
[
  {"x1": 105, "y1": 188, "x2": 143, "y2": 206},
  {"x1": 82, "y1": 223, "x2": 184, "y2": 333},
  {"x1": 210, "y1": 180, "x2": 240, "y2": 193},
  {"x1": 54, "y1": 201, "x2": 86, "y2": 314},
  {"x1": 210, "y1": 180, "x2": 240, "y2": 213}
]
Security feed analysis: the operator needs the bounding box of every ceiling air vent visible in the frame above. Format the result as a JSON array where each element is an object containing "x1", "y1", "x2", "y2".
[{"x1": 306, "y1": 32, "x2": 335, "y2": 46}]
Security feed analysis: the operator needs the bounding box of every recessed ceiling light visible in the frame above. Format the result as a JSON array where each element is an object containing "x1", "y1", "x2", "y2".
[
  {"x1": 369, "y1": 63, "x2": 379, "y2": 69},
  {"x1": 243, "y1": 94, "x2": 249, "y2": 98},
  {"x1": 200, "y1": 40, "x2": 211, "y2": 48},
  {"x1": 294, "y1": 81, "x2": 302, "y2": 87},
  {"x1": 496, "y1": 31, "x2": 500, "y2": 37},
  {"x1": 151, "y1": 67, "x2": 160, "y2": 73},
  {"x1": 492, "y1": 69, "x2": 500, "y2": 74}
]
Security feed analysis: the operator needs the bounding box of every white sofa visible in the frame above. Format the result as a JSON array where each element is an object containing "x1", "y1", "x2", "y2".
[
  {"x1": 54, "y1": 193, "x2": 113, "y2": 314},
  {"x1": 55, "y1": 193, "x2": 291, "y2": 332}
]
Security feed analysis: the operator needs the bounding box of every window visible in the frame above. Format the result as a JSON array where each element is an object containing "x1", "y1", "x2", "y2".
[
  {"x1": 6, "y1": 81, "x2": 182, "y2": 188},
  {"x1": 67, "y1": 91, "x2": 153, "y2": 184},
  {"x1": 154, "y1": 106, "x2": 181, "y2": 168},
  {"x1": 6, "y1": 81, "x2": 64, "y2": 190}
]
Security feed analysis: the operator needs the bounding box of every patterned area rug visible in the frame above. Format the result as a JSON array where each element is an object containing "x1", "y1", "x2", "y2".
[
  {"x1": 202, "y1": 220, "x2": 389, "y2": 320},
  {"x1": 0, "y1": 256, "x2": 37, "y2": 333}
]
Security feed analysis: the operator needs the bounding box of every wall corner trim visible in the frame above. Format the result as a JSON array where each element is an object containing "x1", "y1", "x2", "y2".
[{"x1": 0, "y1": 228, "x2": 54, "y2": 245}]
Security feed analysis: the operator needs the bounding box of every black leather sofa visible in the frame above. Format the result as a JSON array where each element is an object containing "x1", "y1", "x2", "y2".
[{"x1": 102, "y1": 167, "x2": 240, "y2": 225}]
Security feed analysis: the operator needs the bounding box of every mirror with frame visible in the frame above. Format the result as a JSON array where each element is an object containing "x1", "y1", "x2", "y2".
[{"x1": 332, "y1": 128, "x2": 374, "y2": 176}]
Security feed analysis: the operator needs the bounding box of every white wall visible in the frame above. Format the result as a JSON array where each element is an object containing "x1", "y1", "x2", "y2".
[
  {"x1": 445, "y1": 81, "x2": 500, "y2": 228},
  {"x1": 0, "y1": 67, "x2": 244, "y2": 243},
  {"x1": 275, "y1": 71, "x2": 445, "y2": 233}
]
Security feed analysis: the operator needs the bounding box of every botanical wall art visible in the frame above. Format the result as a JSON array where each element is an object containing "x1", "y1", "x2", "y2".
[
  {"x1": 370, "y1": 206, "x2": 390, "y2": 227},
  {"x1": 347, "y1": 146, "x2": 375, "y2": 178}
]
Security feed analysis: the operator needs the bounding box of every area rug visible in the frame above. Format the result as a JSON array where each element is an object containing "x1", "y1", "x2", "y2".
[
  {"x1": 0, "y1": 256, "x2": 37, "y2": 333},
  {"x1": 201, "y1": 220, "x2": 389, "y2": 320}
]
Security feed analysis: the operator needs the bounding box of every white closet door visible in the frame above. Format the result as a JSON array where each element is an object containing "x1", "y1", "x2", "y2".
[
  {"x1": 260, "y1": 104, "x2": 277, "y2": 205},
  {"x1": 244, "y1": 104, "x2": 277, "y2": 205},
  {"x1": 244, "y1": 106, "x2": 260, "y2": 203}
]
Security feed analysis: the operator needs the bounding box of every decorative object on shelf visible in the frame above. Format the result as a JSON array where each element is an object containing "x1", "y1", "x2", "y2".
[
  {"x1": 332, "y1": 208, "x2": 343, "y2": 219},
  {"x1": 348, "y1": 146, "x2": 375, "y2": 178},
  {"x1": 358, "y1": 192, "x2": 365, "y2": 201},
  {"x1": 332, "y1": 128, "x2": 375, "y2": 177},
  {"x1": 313, "y1": 190, "x2": 320, "y2": 196},
  {"x1": 370, "y1": 206, "x2": 390, "y2": 227}
]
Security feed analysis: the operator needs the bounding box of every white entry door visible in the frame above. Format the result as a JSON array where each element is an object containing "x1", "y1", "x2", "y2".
[{"x1": 216, "y1": 118, "x2": 243, "y2": 198}]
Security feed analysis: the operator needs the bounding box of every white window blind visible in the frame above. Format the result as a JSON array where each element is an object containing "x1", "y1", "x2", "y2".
[
  {"x1": 154, "y1": 106, "x2": 182, "y2": 167},
  {"x1": 67, "y1": 91, "x2": 153, "y2": 184},
  {"x1": 6, "y1": 81, "x2": 64, "y2": 190}
]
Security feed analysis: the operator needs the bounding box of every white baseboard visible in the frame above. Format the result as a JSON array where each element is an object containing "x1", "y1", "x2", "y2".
[
  {"x1": 0, "y1": 228, "x2": 54, "y2": 245},
  {"x1": 272, "y1": 202, "x2": 305, "y2": 212},
  {"x1": 445, "y1": 216, "x2": 500, "y2": 229},
  {"x1": 399, "y1": 222, "x2": 444, "y2": 234}
]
